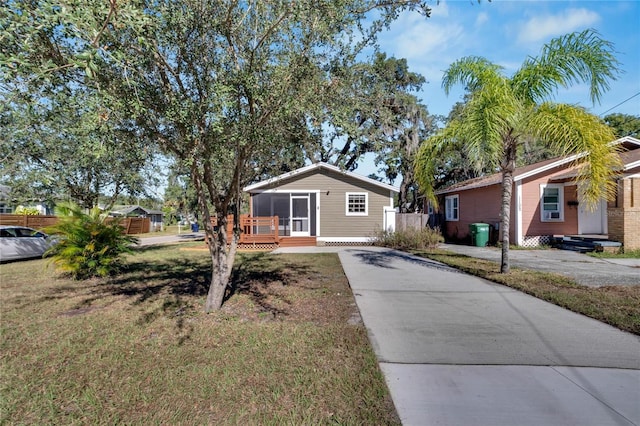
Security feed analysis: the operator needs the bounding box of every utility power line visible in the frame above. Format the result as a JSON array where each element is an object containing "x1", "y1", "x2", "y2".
[{"x1": 599, "y1": 91, "x2": 640, "y2": 116}]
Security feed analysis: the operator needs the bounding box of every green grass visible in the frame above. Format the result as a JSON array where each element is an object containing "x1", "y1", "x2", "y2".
[
  {"x1": 588, "y1": 248, "x2": 640, "y2": 259},
  {"x1": 412, "y1": 249, "x2": 640, "y2": 335},
  {"x1": 1, "y1": 247, "x2": 398, "y2": 425}
]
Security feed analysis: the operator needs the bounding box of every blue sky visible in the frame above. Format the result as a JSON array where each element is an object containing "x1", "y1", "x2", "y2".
[
  {"x1": 378, "y1": 0, "x2": 640, "y2": 118},
  {"x1": 354, "y1": 0, "x2": 640, "y2": 179}
]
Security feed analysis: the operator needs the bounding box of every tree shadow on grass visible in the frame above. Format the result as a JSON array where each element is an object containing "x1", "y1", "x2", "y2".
[
  {"x1": 110, "y1": 257, "x2": 211, "y2": 302},
  {"x1": 225, "y1": 252, "x2": 314, "y2": 319},
  {"x1": 44, "y1": 250, "x2": 316, "y2": 340},
  {"x1": 43, "y1": 254, "x2": 211, "y2": 344}
]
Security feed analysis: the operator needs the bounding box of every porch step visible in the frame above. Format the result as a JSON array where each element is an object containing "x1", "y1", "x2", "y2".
[
  {"x1": 557, "y1": 243, "x2": 596, "y2": 253},
  {"x1": 551, "y1": 236, "x2": 622, "y2": 253},
  {"x1": 279, "y1": 237, "x2": 317, "y2": 247},
  {"x1": 592, "y1": 240, "x2": 622, "y2": 253}
]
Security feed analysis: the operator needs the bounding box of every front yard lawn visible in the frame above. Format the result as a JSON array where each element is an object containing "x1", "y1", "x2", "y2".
[{"x1": 1, "y1": 246, "x2": 398, "y2": 425}]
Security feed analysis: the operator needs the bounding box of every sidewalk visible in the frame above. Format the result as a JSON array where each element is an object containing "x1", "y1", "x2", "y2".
[
  {"x1": 331, "y1": 247, "x2": 640, "y2": 426},
  {"x1": 136, "y1": 232, "x2": 205, "y2": 246}
]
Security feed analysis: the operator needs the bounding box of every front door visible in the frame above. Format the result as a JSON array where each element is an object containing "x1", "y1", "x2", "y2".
[
  {"x1": 290, "y1": 195, "x2": 310, "y2": 237},
  {"x1": 578, "y1": 199, "x2": 607, "y2": 234}
]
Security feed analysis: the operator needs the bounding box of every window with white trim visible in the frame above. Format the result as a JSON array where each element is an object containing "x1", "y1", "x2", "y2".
[
  {"x1": 540, "y1": 184, "x2": 564, "y2": 221},
  {"x1": 426, "y1": 201, "x2": 434, "y2": 215},
  {"x1": 445, "y1": 195, "x2": 459, "y2": 221},
  {"x1": 346, "y1": 192, "x2": 368, "y2": 216}
]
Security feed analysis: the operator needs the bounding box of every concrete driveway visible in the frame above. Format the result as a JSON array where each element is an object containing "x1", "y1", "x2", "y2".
[
  {"x1": 439, "y1": 243, "x2": 640, "y2": 287},
  {"x1": 334, "y1": 247, "x2": 640, "y2": 426}
]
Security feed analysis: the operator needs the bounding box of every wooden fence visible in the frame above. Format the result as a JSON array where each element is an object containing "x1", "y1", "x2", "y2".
[
  {"x1": 0, "y1": 214, "x2": 150, "y2": 234},
  {"x1": 395, "y1": 213, "x2": 430, "y2": 232},
  {"x1": 0, "y1": 214, "x2": 58, "y2": 228},
  {"x1": 115, "y1": 218, "x2": 150, "y2": 234}
]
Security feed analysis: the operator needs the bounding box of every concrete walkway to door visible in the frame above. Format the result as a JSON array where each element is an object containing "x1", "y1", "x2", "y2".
[{"x1": 275, "y1": 246, "x2": 640, "y2": 426}]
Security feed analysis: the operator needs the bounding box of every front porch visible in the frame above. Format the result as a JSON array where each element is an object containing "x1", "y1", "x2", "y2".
[{"x1": 211, "y1": 215, "x2": 318, "y2": 249}]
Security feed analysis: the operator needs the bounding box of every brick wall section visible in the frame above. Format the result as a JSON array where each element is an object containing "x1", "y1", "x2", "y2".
[{"x1": 608, "y1": 177, "x2": 640, "y2": 250}]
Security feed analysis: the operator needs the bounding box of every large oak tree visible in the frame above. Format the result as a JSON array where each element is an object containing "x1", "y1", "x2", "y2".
[{"x1": 2, "y1": 0, "x2": 432, "y2": 310}]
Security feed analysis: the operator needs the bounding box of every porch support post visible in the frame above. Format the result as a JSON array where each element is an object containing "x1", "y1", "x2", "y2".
[
  {"x1": 515, "y1": 180, "x2": 523, "y2": 246},
  {"x1": 315, "y1": 190, "x2": 321, "y2": 238}
]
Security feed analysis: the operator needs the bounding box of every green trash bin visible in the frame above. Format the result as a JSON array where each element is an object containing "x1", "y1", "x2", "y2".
[{"x1": 469, "y1": 223, "x2": 490, "y2": 247}]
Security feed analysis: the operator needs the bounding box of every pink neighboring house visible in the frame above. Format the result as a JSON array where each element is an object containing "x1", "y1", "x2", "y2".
[{"x1": 432, "y1": 136, "x2": 640, "y2": 249}]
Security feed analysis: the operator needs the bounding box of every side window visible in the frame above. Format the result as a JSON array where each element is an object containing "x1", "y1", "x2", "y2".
[
  {"x1": 445, "y1": 195, "x2": 459, "y2": 221},
  {"x1": 426, "y1": 201, "x2": 434, "y2": 215},
  {"x1": 346, "y1": 192, "x2": 368, "y2": 216},
  {"x1": 540, "y1": 185, "x2": 564, "y2": 221},
  {"x1": 0, "y1": 228, "x2": 18, "y2": 237},
  {"x1": 16, "y1": 228, "x2": 34, "y2": 237},
  {"x1": 13, "y1": 228, "x2": 43, "y2": 237}
]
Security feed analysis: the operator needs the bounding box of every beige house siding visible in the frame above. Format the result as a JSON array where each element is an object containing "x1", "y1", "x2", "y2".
[{"x1": 253, "y1": 168, "x2": 393, "y2": 238}]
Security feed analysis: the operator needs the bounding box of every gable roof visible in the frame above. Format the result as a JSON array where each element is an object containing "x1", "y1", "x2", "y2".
[
  {"x1": 243, "y1": 162, "x2": 399, "y2": 193},
  {"x1": 550, "y1": 148, "x2": 640, "y2": 181},
  {"x1": 111, "y1": 205, "x2": 163, "y2": 216},
  {"x1": 436, "y1": 136, "x2": 640, "y2": 195}
]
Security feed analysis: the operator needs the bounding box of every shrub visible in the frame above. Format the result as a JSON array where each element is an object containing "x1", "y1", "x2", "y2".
[
  {"x1": 14, "y1": 205, "x2": 41, "y2": 215},
  {"x1": 44, "y1": 202, "x2": 139, "y2": 279},
  {"x1": 371, "y1": 226, "x2": 444, "y2": 250}
]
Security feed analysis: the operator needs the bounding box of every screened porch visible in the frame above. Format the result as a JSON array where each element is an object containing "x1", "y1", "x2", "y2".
[{"x1": 250, "y1": 192, "x2": 318, "y2": 237}]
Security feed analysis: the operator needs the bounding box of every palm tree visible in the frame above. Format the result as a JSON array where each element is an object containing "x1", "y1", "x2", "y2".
[{"x1": 415, "y1": 29, "x2": 622, "y2": 273}]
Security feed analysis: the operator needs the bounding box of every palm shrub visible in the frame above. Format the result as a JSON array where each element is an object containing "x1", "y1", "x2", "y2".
[{"x1": 44, "y1": 202, "x2": 139, "y2": 279}]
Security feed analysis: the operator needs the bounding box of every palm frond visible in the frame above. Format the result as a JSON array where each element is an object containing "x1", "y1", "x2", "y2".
[
  {"x1": 414, "y1": 121, "x2": 465, "y2": 207},
  {"x1": 512, "y1": 29, "x2": 620, "y2": 104},
  {"x1": 526, "y1": 103, "x2": 621, "y2": 207},
  {"x1": 463, "y1": 81, "x2": 520, "y2": 168},
  {"x1": 442, "y1": 56, "x2": 504, "y2": 95}
]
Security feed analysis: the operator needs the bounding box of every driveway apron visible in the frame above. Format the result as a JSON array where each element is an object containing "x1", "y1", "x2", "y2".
[{"x1": 337, "y1": 247, "x2": 640, "y2": 426}]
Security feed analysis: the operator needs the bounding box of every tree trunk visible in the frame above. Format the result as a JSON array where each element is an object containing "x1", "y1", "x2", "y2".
[
  {"x1": 205, "y1": 251, "x2": 230, "y2": 312},
  {"x1": 499, "y1": 137, "x2": 517, "y2": 274},
  {"x1": 204, "y1": 213, "x2": 234, "y2": 312},
  {"x1": 500, "y1": 169, "x2": 513, "y2": 273},
  {"x1": 398, "y1": 176, "x2": 411, "y2": 213}
]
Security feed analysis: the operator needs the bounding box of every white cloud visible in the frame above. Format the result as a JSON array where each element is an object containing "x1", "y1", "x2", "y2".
[
  {"x1": 392, "y1": 22, "x2": 465, "y2": 60},
  {"x1": 475, "y1": 12, "x2": 489, "y2": 27},
  {"x1": 430, "y1": 1, "x2": 450, "y2": 18},
  {"x1": 378, "y1": 4, "x2": 491, "y2": 86},
  {"x1": 517, "y1": 8, "x2": 600, "y2": 44}
]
